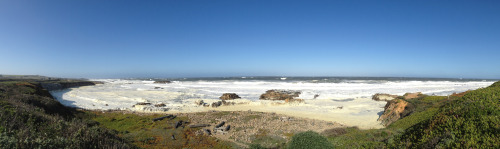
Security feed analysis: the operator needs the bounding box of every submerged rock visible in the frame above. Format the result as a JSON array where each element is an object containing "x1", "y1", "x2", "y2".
[
  {"x1": 154, "y1": 80, "x2": 171, "y2": 84},
  {"x1": 219, "y1": 93, "x2": 241, "y2": 100}
]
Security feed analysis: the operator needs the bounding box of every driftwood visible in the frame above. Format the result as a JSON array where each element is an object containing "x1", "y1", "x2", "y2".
[
  {"x1": 215, "y1": 121, "x2": 225, "y2": 128},
  {"x1": 188, "y1": 124, "x2": 211, "y2": 128},
  {"x1": 152, "y1": 115, "x2": 174, "y2": 122}
]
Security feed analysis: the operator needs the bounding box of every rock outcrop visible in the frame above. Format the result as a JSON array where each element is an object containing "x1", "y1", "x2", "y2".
[
  {"x1": 403, "y1": 92, "x2": 423, "y2": 100},
  {"x1": 219, "y1": 93, "x2": 241, "y2": 100},
  {"x1": 372, "y1": 93, "x2": 398, "y2": 101},
  {"x1": 259, "y1": 90, "x2": 301, "y2": 101},
  {"x1": 377, "y1": 99, "x2": 409, "y2": 126}
]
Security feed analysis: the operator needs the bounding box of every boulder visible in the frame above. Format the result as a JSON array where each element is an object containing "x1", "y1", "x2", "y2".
[
  {"x1": 403, "y1": 92, "x2": 423, "y2": 100},
  {"x1": 259, "y1": 90, "x2": 301, "y2": 101},
  {"x1": 211, "y1": 101, "x2": 223, "y2": 108},
  {"x1": 215, "y1": 121, "x2": 226, "y2": 128},
  {"x1": 377, "y1": 99, "x2": 409, "y2": 126},
  {"x1": 195, "y1": 100, "x2": 205, "y2": 106},
  {"x1": 219, "y1": 93, "x2": 241, "y2": 100},
  {"x1": 204, "y1": 129, "x2": 212, "y2": 135},
  {"x1": 372, "y1": 93, "x2": 398, "y2": 101}
]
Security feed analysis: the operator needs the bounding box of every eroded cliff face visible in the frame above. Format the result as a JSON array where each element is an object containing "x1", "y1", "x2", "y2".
[
  {"x1": 377, "y1": 99, "x2": 409, "y2": 126},
  {"x1": 41, "y1": 81, "x2": 100, "y2": 91}
]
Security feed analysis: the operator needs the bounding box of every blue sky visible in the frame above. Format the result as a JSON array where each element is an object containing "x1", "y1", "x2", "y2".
[{"x1": 1, "y1": 0, "x2": 499, "y2": 79}]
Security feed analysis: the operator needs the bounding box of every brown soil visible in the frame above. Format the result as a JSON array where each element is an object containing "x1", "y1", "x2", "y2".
[{"x1": 176, "y1": 110, "x2": 344, "y2": 147}]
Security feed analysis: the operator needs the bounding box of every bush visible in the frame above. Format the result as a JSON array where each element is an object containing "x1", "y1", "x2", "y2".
[
  {"x1": 287, "y1": 131, "x2": 334, "y2": 149},
  {"x1": 390, "y1": 81, "x2": 500, "y2": 148},
  {"x1": 0, "y1": 82, "x2": 134, "y2": 148}
]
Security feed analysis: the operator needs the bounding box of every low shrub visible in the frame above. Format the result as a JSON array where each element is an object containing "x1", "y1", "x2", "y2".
[{"x1": 287, "y1": 131, "x2": 334, "y2": 149}]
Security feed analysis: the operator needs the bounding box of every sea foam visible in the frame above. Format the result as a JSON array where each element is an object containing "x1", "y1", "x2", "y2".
[{"x1": 50, "y1": 78, "x2": 494, "y2": 128}]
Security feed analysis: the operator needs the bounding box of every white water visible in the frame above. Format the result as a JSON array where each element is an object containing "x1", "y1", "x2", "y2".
[{"x1": 50, "y1": 79, "x2": 494, "y2": 128}]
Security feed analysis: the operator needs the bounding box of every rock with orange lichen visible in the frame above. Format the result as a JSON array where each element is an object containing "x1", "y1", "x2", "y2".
[{"x1": 377, "y1": 99, "x2": 409, "y2": 126}]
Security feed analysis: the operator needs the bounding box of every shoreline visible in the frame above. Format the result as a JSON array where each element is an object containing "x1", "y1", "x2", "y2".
[{"x1": 86, "y1": 101, "x2": 383, "y2": 129}]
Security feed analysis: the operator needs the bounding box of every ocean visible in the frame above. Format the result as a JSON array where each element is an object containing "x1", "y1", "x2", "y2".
[{"x1": 50, "y1": 77, "x2": 495, "y2": 128}]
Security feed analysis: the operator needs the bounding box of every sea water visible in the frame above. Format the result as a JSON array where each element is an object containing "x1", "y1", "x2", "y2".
[{"x1": 50, "y1": 77, "x2": 495, "y2": 128}]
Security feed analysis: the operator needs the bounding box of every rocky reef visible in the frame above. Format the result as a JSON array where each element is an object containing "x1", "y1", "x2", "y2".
[
  {"x1": 259, "y1": 90, "x2": 299, "y2": 100},
  {"x1": 376, "y1": 92, "x2": 424, "y2": 126},
  {"x1": 219, "y1": 93, "x2": 241, "y2": 100},
  {"x1": 154, "y1": 80, "x2": 172, "y2": 84}
]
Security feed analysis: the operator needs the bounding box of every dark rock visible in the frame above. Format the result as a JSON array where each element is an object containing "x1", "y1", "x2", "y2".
[
  {"x1": 152, "y1": 115, "x2": 174, "y2": 122},
  {"x1": 224, "y1": 125, "x2": 231, "y2": 131},
  {"x1": 154, "y1": 87, "x2": 163, "y2": 89},
  {"x1": 372, "y1": 93, "x2": 398, "y2": 101},
  {"x1": 154, "y1": 81, "x2": 172, "y2": 84},
  {"x1": 313, "y1": 94, "x2": 320, "y2": 99},
  {"x1": 189, "y1": 124, "x2": 211, "y2": 128},
  {"x1": 169, "y1": 115, "x2": 177, "y2": 120},
  {"x1": 195, "y1": 100, "x2": 204, "y2": 106},
  {"x1": 175, "y1": 120, "x2": 184, "y2": 128},
  {"x1": 219, "y1": 93, "x2": 241, "y2": 100},
  {"x1": 215, "y1": 121, "x2": 225, "y2": 128},
  {"x1": 211, "y1": 101, "x2": 223, "y2": 108},
  {"x1": 222, "y1": 100, "x2": 235, "y2": 106},
  {"x1": 204, "y1": 129, "x2": 212, "y2": 135},
  {"x1": 171, "y1": 135, "x2": 176, "y2": 140},
  {"x1": 135, "y1": 102, "x2": 151, "y2": 105},
  {"x1": 259, "y1": 89, "x2": 301, "y2": 101},
  {"x1": 154, "y1": 103, "x2": 166, "y2": 107}
]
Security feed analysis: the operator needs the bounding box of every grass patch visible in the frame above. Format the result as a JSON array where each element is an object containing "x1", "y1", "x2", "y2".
[
  {"x1": 243, "y1": 114, "x2": 262, "y2": 122},
  {"x1": 91, "y1": 112, "x2": 234, "y2": 148}
]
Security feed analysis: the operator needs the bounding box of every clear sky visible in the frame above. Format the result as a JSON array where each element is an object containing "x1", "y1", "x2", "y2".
[{"x1": 1, "y1": 0, "x2": 499, "y2": 79}]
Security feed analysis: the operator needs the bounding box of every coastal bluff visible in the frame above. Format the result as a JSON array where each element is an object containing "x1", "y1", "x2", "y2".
[{"x1": 40, "y1": 81, "x2": 102, "y2": 91}]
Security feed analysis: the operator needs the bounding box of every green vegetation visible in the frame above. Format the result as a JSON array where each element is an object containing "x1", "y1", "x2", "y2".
[
  {"x1": 315, "y1": 81, "x2": 500, "y2": 149},
  {"x1": 250, "y1": 128, "x2": 287, "y2": 148},
  {"x1": 287, "y1": 131, "x2": 334, "y2": 149},
  {"x1": 391, "y1": 83, "x2": 500, "y2": 148},
  {"x1": 0, "y1": 81, "x2": 133, "y2": 148},
  {"x1": 90, "y1": 112, "x2": 234, "y2": 148},
  {"x1": 2, "y1": 76, "x2": 498, "y2": 148},
  {"x1": 0, "y1": 80, "x2": 233, "y2": 148}
]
